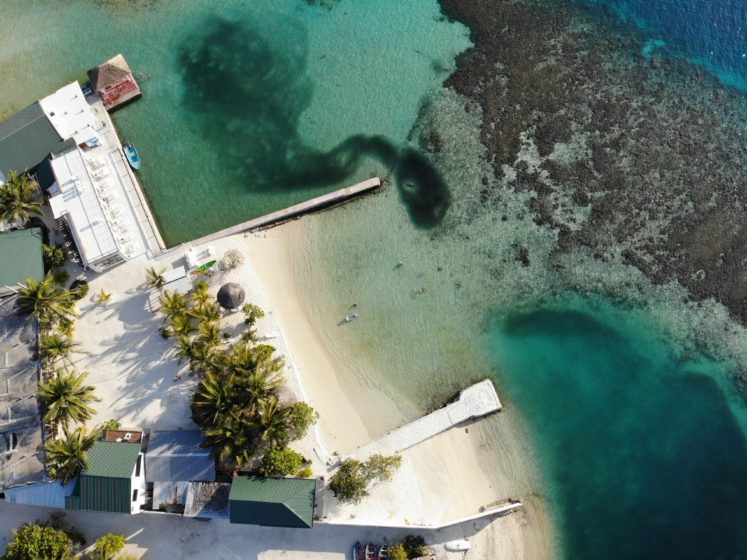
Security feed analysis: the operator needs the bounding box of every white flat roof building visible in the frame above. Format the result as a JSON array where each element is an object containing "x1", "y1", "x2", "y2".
[
  {"x1": 45, "y1": 87, "x2": 160, "y2": 272},
  {"x1": 39, "y1": 82, "x2": 98, "y2": 146}
]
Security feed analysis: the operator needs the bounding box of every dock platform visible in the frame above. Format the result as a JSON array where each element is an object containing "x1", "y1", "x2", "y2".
[
  {"x1": 187, "y1": 177, "x2": 381, "y2": 247},
  {"x1": 345, "y1": 379, "x2": 502, "y2": 462}
]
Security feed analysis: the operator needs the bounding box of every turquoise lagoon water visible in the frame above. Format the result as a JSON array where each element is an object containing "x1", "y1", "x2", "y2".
[
  {"x1": 4, "y1": 1, "x2": 747, "y2": 558},
  {"x1": 0, "y1": 0, "x2": 468, "y2": 243}
]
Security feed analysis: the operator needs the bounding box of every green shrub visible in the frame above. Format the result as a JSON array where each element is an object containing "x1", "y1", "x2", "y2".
[
  {"x1": 363, "y1": 453, "x2": 402, "y2": 481},
  {"x1": 4, "y1": 522, "x2": 72, "y2": 560},
  {"x1": 297, "y1": 465, "x2": 313, "y2": 478},
  {"x1": 43, "y1": 243, "x2": 67, "y2": 270},
  {"x1": 69, "y1": 279, "x2": 89, "y2": 301},
  {"x1": 328, "y1": 454, "x2": 402, "y2": 504},
  {"x1": 89, "y1": 533, "x2": 125, "y2": 560},
  {"x1": 402, "y1": 535, "x2": 428, "y2": 559},
  {"x1": 288, "y1": 402, "x2": 318, "y2": 440},
  {"x1": 52, "y1": 268, "x2": 70, "y2": 287},
  {"x1": 328, "y1": 459, "x2": 368, "y2": 504},
  {"x1": 389, "y1": 543, "x2": 408, "y2": 560},
  {"x1": 259, "y1": 447, "x2": 304, "y2": 476}
]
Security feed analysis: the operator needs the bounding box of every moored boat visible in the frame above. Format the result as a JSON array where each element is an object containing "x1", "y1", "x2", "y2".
[
  {"x1": 444, "y1": 539, "x2": 471, "y2": 552},
  {"x1": 353, "y1": 541, "x2": 365, "y2": 560},
  {"x1": 378, "y1": 544, "x2": 389, "y2": 560},
  {"x1": 123, "y1": 143, "x2": 141, "y2": 170},
  {"x1": 365, "y1": 543, "x2": 375, "y2": 560}
]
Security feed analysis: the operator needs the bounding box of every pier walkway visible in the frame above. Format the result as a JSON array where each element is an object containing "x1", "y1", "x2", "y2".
[
  {"x1": 345, "y1": 379, "x2": 502, "y2": 462},
  {"x1": 187, "y1": 177, "x2": 382, "y2": 247}
]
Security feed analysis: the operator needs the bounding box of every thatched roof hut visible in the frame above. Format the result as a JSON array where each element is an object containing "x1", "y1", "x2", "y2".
[
  {"x1": 87, "y1": 54, "x2": 141, "y2": 111},
  {"x1": 217, "y1": 282, "x2": 245, "y2": 310}
]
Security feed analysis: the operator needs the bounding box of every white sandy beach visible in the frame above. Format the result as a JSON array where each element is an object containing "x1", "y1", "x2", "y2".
[{"x1": 65, "y1": 219, "x2": 550, "y2": 558}]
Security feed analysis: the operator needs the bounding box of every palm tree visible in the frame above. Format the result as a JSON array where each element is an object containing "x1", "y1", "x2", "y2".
[
  {"x1": 201, "y1": 413, "x2": 254, "y2": 467},
  {"x1": 195, "y1": 322, "x2": 221, "y2": 348},
  {"x1": 0, "y1": 171, "x2": 42, "y2": 225},
  {"x1": 44, "y1": 426, "x2": 97, "y2": 485},
  {"x1": 15, "y1": 273, "x2": 78, "y2": 326},
  {"x1": 189, "y1": 281, "x2": 211, "y2": 311},
  {"x1": 145, "y1": 266, "x2": 166, "y2": 290},
  {"x1": 191, "y1": 371, "x2": 234, "y2": 426},
  {"x1": 169, "y1": 315, "x2": 197, "y2": 339},
  {"x1": 159, "y1": 290, "x2": 187, "y2": 323},
  {"x1": 37, "y1": 332, "x2": 87, "y2": 371},
  {"x1": 190, "y1": 302, "x2": 222, "y2": 325},
  {"x1": 236, "y1": 371, "x2": 285, "y2": 416},
  {"x1": 38, "y1": 370, "x2": 99, "y2": 429},
  {"x1": 255, "y1": 397, "x2": 292, "y2": 449}
]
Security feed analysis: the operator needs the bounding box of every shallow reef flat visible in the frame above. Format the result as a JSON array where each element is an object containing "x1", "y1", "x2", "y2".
[{"x1": 439, "y1": 0, "x2": 747, "y2": 327}]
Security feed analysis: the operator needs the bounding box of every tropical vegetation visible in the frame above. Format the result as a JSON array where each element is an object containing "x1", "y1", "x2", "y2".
[
  {"x1": 145, "y1": 266, "x2": 166, "y2": 290},
  {"x1": 44, "y1": 426, "x2": 98, "y2": 485},
  {"x1": 259, "y1": 448, "x2": 310, "y2": 477},
  {"x1": 154, "y1": 278, "x2": 317, "y2": 473},
  {"x1": 3, "y1": 522, "x2": 72, "y2": 560},
  {"x1": 16, "y1": 273, "x2": 78, "y2": 328},
  {"x1": 38, "y1": 371, "x2": 99, "y2": 431},
  {"x1": 0, "y1": 171, "x2": 42, "y2": 225},
  {"x1": 89, "y1": 533, "x2": 125, "y2": 560},
  {"x1": 328, "y1": 454, "x2": 402, "y2": 504}
]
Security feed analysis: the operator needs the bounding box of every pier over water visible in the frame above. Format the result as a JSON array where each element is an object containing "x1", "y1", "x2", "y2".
[
  {"x1": 345, "y1": 379, "x2": 502, "y2": 462},
  {"x1": 187, "y1": 177, "x2": 382, "y2": 247}
]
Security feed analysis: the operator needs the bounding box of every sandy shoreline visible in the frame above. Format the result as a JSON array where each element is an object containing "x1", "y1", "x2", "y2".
[
  {"x1": 243, "y1": 226, "x2": 373, "y2": 455},
  {"x1": 242, "y1": 221, "x2": 554, "y2": 558},
  {"x1": 69, "y1": 216, "x2": 552, "y2": 557}
]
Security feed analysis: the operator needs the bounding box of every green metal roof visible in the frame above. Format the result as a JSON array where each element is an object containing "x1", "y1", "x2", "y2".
[
  {"x1": 85, "y1": 441, "x2": 141, "y2": 478},
  {"x1": 229, "y1": 476, "x2": 316, "y2": 529},
  {"x1": 0, "y1": 228, "x2": 44, "y2": 290},
  {"x1": 0, "y1": 102, "x2": 74, "y2": 177},
  {"x1": 66, "y1": 475, "x2": 132, "y2": 514}
]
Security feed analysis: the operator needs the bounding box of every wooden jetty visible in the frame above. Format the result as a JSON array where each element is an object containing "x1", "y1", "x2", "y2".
[
  {"x1": 344, "y1": 379, "x2": 502, "y2": 463},
  {"x1": 187, "y1": 177, "x2": 382, "y2": 247}
]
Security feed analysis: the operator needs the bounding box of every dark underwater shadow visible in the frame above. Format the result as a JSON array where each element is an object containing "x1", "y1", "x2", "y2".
[{"x1": 179, "y1": 15, "x2": 450, "y2": 228}]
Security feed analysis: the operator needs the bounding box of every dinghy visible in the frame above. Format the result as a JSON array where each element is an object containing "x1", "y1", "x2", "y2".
[{"x1": 123, "y1": 143, "x2": 141, "y2": 170}]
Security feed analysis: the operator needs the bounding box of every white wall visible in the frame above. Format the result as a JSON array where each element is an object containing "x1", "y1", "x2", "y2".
[{"x1": 130, "y1": 453, "x2": 148, "y2": 514}]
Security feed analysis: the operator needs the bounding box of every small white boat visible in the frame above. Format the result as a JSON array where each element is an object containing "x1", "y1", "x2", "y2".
[
  {"x1": 444, "y1": 539, "x2": 471, "y2": 552},
  {"x1": 343, "y1": 313, "x2": 359, "y2": 323}
]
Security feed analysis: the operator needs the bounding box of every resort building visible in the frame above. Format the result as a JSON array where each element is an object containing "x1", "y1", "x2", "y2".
[
  {"x1": 0, "y1": 77, "x2": 163, "y2": 273},
  {"x1": 0, "y1": 297, "x2": 45, "y2": 491},
  {"x1": 65, "y1": 430, "x2": 146, "y2": 514},
  {"x1": 228, "y1": 476, "x2": 317, "y2": 529},
  {"x1": 145, "y1": 429, "x2": 215, "y2": 512},
  {"x1": 43, "y1": 82, "x2": 161, "y2": 272},
  {"x1": 0, "y1": 228, "x2": 43, "y2": 297},
  {"x1": 0, "y1": 100, "x2": 75, "y2": 183},
  {"x1": 87, "y1": 55, "x2": 142, "y2": 111}
]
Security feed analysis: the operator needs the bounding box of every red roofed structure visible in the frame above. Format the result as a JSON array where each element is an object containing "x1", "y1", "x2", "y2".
[{"x1": 87, "y1": 54, "x2": 141, "y2": 111}]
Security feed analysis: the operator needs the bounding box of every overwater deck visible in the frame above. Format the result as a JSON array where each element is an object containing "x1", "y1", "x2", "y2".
[{"x1": 345, "y1": 379, "x2": 502, "y2": 462}]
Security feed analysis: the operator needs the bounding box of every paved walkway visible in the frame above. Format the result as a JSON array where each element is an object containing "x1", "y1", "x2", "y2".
[{"x1": 345, "y1": 379, "x2": 502, "y2": 462}]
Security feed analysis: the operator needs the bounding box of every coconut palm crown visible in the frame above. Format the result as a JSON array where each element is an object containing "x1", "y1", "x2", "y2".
[
  {"x1": 44, "y1": 426, "x2": 98, "y2": 485},
  {"x1": 38, "y1": 370, "x2": 99, "y2": 429},
  {"x1": 0, "y1": 171, "x2": 42, "y2": 225},
  {"x1": 16, "y1": 273, "x2": 78, "y2": 327}
]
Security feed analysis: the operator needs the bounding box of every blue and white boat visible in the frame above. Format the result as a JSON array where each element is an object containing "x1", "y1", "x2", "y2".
[{"x1": 123, "y1": 143, "x2": 141, "y2": 170}]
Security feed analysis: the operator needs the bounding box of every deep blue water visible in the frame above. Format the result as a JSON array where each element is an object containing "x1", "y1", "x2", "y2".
[
  {"x1": 490, "y1": 300, "x2": 747, "y2": 560},
  {"x1": 584, "y1": 0, "x2": 747, "y2": 90}
]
